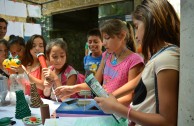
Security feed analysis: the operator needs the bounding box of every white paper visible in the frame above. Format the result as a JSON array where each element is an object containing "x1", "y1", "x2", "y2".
[
  {"x1": 125, "y1": 15, "x2": 132, "y2": 21},
  {"x1": 6, "y1": 21, "x2": 24, "y2": 37},
  {"x1": 27, "y1": 4, "x2": 41, "y2": 18},
  {"x1": 0, "y1": 0, "x2": 5, "y2": 15},
  {"x1": 24, "y1": 23, "x2": 41, "y2": 36},
  {"x1": 5, "y1": 0, "x2": 27, "y2": 17}
]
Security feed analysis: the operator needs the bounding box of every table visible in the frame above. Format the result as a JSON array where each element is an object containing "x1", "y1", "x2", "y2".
[
  {"x1": 0, "y1": 98, "x2": 128, "y2": 126},
  {"x1": 0, "y1": 98, "x2": 61, "y2": 126}
]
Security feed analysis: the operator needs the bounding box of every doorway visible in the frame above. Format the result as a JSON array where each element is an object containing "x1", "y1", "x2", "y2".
[{"x1": 51, "y1": 7, "x2": 98, "y2": 73}]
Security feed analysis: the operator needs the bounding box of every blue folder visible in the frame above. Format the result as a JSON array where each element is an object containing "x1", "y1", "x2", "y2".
[{"x1": 56, "y1": 98, "x2": 110, "y2": 115}]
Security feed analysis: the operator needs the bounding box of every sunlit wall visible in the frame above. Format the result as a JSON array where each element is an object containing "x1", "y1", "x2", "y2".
[{"x1": 168, "y1": 0, "x2": 180, "y2": 18}]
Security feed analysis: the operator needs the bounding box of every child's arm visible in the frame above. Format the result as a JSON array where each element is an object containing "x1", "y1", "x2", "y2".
[
  {"x1": 112, "y1": 63, "x2": 144, "y2": 104},
  {"x1": 20, "y1": 64, "x2": 44, "y2": 90},
  {"x1": 55, "y1": 83, "x2": 90, "y2": 98},
  {"x1": 43, "y1": 80, "x2": 52, "y2": 97},
  {"x1": 66, "y1": 74, "x2": 77, "y2": 86},
  {"x1": 94, "y1": 58, "x2": 105, "y2": 84},
  {"x1": 94, "y1": 94, "x2": 128, "y2": 117},
  {"x1": 26, "y1": 71, "x2": 44, "y2": 90},
  {"x1": 55, "y1": 53, "x2": 107, "y2": 98},
  {"x1": 95, "y1": 69, "x2": 179, "y2": 126},
  {"x1": 42, "y1": 68, "x2": 61, "y2": 98},
  {"x1": 59, "y1": 74, "x2": 77, "y2": 101},
  {"x1": 42, "y1": 68, "x2": 61, "y2": 86}
]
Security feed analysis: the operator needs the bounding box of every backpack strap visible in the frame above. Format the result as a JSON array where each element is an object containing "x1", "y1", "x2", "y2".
[{"x1": 155, "y1": 74, "x2": 159, "y2": 113}]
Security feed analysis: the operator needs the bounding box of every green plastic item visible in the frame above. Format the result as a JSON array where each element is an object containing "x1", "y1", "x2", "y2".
[{"x1": 0, "y1": 117, "x2": 12, "y2": 126}]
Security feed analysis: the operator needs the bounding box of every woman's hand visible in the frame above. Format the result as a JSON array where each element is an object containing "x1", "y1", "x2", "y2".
[
  {"x1": 94, "y1": 94, "x2": 119, "y2": 114},
  {"x1": 54, "y1": 85, "x2": 77, "y2": 98}
]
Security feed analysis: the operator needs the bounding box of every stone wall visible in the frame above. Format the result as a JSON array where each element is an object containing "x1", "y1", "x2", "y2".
[
  {"x1": 42, "y1": 0, "x2": 125, "y2": 15},
  {"x1": 178, "y1": 0, "x2": 194, "y2": 125}
]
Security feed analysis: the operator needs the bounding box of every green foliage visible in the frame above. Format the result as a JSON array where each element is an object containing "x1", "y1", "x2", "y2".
[{"x1": 99, "y1": 1, "x2": 134, "y2": 18}]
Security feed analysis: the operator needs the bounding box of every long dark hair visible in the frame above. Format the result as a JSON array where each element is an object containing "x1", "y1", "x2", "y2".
[
  {"x1": 99, "y1": 19, "x2": 136, "y2": 52},
  {"x1": 132, "y1": 0, "x2": 180, "y2": 61},
  {"x1": 46, "y1": 38, "x2": 68, "y2": 74},
  {"x1": 23, "y1": 34, "x2": 47, "y2": 66}
]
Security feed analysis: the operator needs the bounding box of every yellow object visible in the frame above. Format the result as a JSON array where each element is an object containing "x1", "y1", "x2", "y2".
[
  {"x1": 2, "y1": 59, "x2": 11, "y2": 68},
  {"x1": 90, "y1": 64, "x2": 97, "y2": 75},
  {"x1": 2, "y1": 57, "x2": 21, "y2": 68},
  {"x1": 10, "y1": 58, "x2": 21, "y2": 67}
]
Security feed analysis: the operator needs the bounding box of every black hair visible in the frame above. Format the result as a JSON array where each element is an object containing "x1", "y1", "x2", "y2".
[
  {"x1": 0, "y1": 17, "x2": 8, "y2": 26},
  {"x1": 46, "y1": 38, "x2": 68, "y2": 74},
  {"x1": 8, "y1": 35, "x2": 25, "y2": 49},
  {"x1": 87, "y1": 28, "x2": 102, "y2": 41}
]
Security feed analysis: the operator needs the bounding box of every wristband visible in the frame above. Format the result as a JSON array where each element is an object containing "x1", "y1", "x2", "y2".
[{"x1": 127, "y1": 105, "x2": 132, "y2": 119}]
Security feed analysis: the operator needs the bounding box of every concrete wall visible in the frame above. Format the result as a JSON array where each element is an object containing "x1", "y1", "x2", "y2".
[
  {"x1": 134, "y1": 0, "x2": 142, "y2": 8},
  {"x1": 178, "y1": 0, "x2": 194, "y2": 125}
]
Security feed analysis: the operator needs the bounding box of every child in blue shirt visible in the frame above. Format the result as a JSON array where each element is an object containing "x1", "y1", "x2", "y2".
[{"x1": 84, "y1": 28, "x2": 103, "y2": 77}]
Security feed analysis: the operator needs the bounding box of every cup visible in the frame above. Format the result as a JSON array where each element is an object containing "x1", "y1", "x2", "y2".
[
  {"x1": 0, "y1": 76, "x2": 8, "y2": 105},
  {"x1": 36, "y1": 53, "x2": 47, "y2": 68},
  {"x1": 40, "y1": 104, "x2": 50, "y2": 125}
]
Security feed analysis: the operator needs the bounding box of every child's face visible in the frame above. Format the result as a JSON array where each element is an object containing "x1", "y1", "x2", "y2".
[
  {"x1": 49, "y1": 45, "x2": 66, "y2": 70},
  {"x1": 0, "y1": 43, "x2": 8, "y2": 64},
  {"x1": 30, "y1": 37, "x2": 44, "y2": 59},
  {"x1": 9, "y1": 43, "x2": 25, "y2": 60},
  {"x1": 87, "y1": 36, "x2": 102, "y2": 53},
  {"x1": 102, "y1": 33, "x2": 123, "y2": 53},
  {"x1": 133, "y1": 19, "x2": 145, "y2": 45}
]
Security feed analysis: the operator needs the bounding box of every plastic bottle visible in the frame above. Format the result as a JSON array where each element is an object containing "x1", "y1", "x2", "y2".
[
  {"x1": 0, "y1": 76, "x2": 8, "y2": 106},
  {"x1": 9, "y1": 74, "x2": 24, "y2": 104}
]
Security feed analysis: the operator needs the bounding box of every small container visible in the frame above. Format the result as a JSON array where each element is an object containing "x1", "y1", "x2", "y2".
[
  {"x1": 22, "y1": 116, "x2": 42, "y2": 126},
  {"x1": 40, "y1": 104, "x2": 50, "y2": 125},
  {"x1": 0, "y1": 76, "x2": 8, "y2": 106},
  {"x1": 9, "y1": 74, "x2": 24, "y2": 105}
]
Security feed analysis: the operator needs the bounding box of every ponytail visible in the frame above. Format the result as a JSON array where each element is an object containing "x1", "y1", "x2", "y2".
[
  {"x1": 100, "y1": 19, "x2": 137, "y2": 52},
  {"x1": 126, "y1": 22, "x2": 136, "y2": 52}
]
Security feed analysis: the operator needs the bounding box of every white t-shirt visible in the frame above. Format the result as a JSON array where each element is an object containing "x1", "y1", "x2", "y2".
[{"x1": 131, "y1": 46, "x2": 180, "y2": 126}]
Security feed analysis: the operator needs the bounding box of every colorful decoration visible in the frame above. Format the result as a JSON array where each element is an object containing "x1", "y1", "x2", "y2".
[
  {"x1": 22, "y1": 116, "x2": 42, "y2": 126},
  {"x1": 2, "y1": 57, "x2": 21, "y2": 69},
  {"x1": 30, "y1": 83, "x2": 43, "y2": 108}
]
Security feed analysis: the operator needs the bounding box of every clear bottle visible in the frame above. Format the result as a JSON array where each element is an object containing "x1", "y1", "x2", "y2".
[
  {"x1": 9, "y1": 74, "x2": 24, "y2": 104},
  {"x1": 0, "y1": 76, "x2": 8, "y2": 106}
]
